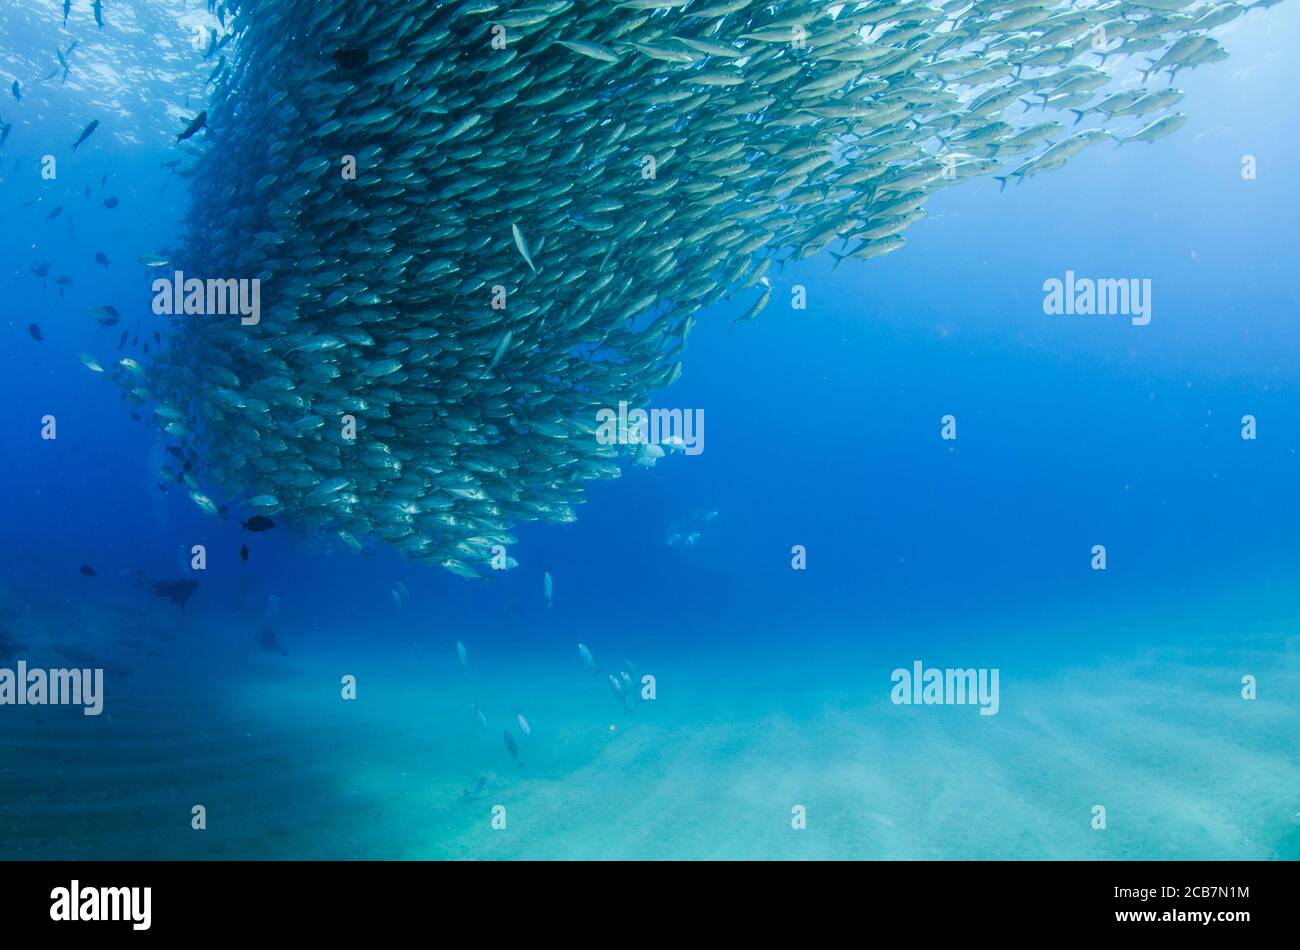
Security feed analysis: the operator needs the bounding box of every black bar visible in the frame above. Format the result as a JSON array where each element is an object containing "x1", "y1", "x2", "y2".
[{"x1": 0, "y1": 860, "x2": 1288, "y2": 937}]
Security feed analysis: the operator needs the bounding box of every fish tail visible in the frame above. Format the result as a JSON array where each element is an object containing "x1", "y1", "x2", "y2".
[
  {"x1": 1069, "y1": 109, "x2": 1085, "y2": 126},
  {"x1": 994, "y1": 176, "x2": 1007, "y2": 192}
]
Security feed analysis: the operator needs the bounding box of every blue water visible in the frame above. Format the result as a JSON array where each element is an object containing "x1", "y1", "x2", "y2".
[{"x1": 1, "y1": 1, "x2": 1298, "y2": 859}]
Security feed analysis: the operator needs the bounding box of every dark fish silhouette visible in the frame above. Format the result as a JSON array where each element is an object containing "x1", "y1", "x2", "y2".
[
  {"x1": 239, "y1": 544, "x2": 249, "y2": 562},
  {"x1": 94, "y1": 251, "x2": 110, "y2": 267},
  {"x1": 72, "y1": 119, "x2": 99, "y2": 150},
  {"x1": 135, "y1": 574, "x2": 199, "y2": 611},
  {"x1": 93, "y1": 0, "x2": 103, "y2": 30},
  {"x1": 46, "y1": 206, "x2": 63, "y2": 220},
  {"x1": 117, "y1": 330, "x2": 127, "y2": 349},
  {"x1": 458, "y1": 777, "x2": 487, "y2": 801},
  {"x1": 62, "y1": 0, "x2": 70, "y2": 28},
  {"x1": 103, "y1": 197, "x2": 118, "y2": 208},
  {"x1": 176, "y1": 111, "x2": 207, "y2": 143},
  {"x1": 332, "y1": 48, "x2": 369, "y2": 69},
  {"x1": 79, "y1": 564, "x2": 96, "y2": 577},
  {"x1": 254, "y1": 628, "x2": 286, "y2": 655},
  {"x1": 241, "y1": 515, "x2": 274, "y2": 532},
  {"x1": 503, "y1": 731, "x2": 525, "y2": 768},
  {"x1": 27, "y1": 324, "x2": 42, "y2": 342},
  {"x1": 11, "y1": 81, "x2": 20, "y2": 102},
  {"x1": 30, "y1": 262, "x2": 50, "y2": 277}
]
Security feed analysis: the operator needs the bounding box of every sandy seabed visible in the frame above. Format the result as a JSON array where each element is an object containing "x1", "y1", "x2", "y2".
[{"x1": 1, "y1": 590, "x2": 1297, "y2": 860}]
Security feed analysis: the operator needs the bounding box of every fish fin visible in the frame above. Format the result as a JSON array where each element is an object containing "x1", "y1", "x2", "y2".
[
  {"x1": 994, "y1": 176, "x2": 1007, "y2": 192},
  {"x1": 1069, "y1": 109, "x2": 1085, "y2": 126}
]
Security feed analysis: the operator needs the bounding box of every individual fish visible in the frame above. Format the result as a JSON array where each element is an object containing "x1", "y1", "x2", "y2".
[
  {"x1": 513, "y1": 706, "x2": 531, "y2": 736},
  {"x1": 132, "y1": 573, "x2": 199, "y2": 611},
  {"x1": 62, "y1": 0, "x2": 70, "y2": 28},
  {"x1": 189, "y1": 491, "x2": 218, "y2": 516},
  {"x1": 458, "y1": 777, "x2": 488, "y2": 801},
  {"x1": 79, "y1": 564, "x2": 96, "y2": 577},
  {"x1": 254, "y1": 628, "x2": 287, "y2": 655},
  {"x1": 46, "y1": 206, "x2": 63, "y2": 220},
  {"x1": 27, "y1": 324, "x2": 42, "y2": 342},
  {"x1": 456, "y1": 640, "x2": 469, "y2": 673},
  {"x1": 94, "y1": 251, "x2": 110, "y2": 267},
  {"x1": 608, "y1": 674, "x2": 631, "y2": 712},
  {"x1": 71, "y1": 119, "x2": 98, "y2": 150},
  {"x1": 176, "y1": 111, "x2": 207, "y2": 143},
  {"x1": 543, "y1": 571, "x2": 553, "y2": 608},
  {"x1": 511, "y1": 223, "x2": 537, "y2": 273},
  {"x1": 93, "y1": 0, "x2": 103, "y2": 30},
  {"x1": 239, "y1": 543, "x2": 249, "y2": 562},
  {"x1": 10, "y1": 81, "x2": 20, "y2": 102},
  {"x1": 241, "y1": 515, "x2": 274, "y2": 532},
  {"x1": 103, "y1": 197, "x2": 119, "y2": 209},
  {"x1": 469, "y1": 699, "x2": 487, "y2": 729},
  {"x1": 1116, "y1": 113, "x2": 1188, "y2": 146},
  {"x1": 503, "y1": 730, "x2": 525, "y2": 768},
  {"x1": 578, "y1": 643, "x2": 599, "y2": 674}
]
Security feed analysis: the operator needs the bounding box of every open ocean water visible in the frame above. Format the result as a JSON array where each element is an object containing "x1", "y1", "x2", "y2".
[{"x1": 0, "y1": 0, "x2": 1298, "y2": 861}]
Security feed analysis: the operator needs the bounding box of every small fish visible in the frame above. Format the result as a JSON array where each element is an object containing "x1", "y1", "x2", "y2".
[
  {"x1": 137, "y1": 255, "x2": 169, "y2": 268},
  {"x1": 578, "y1": 643, "x2": 599, "y2": 674},
  {"x1": 93, "y1": 0, "x2": 103, "y2": 30},
  {"x1": 62, "y1": 0, "x2": 70, "y2": 28},
  {"x1": 456, "y1": 640, "x2": 469, "y2": 672},
  {"x1": 27, "y1": 324, "x2": 42, "y2": 342},
  {"x1": 513, "y1": 706, "x2": 531, "y2": 736},
  {"x1": 512, "y1": 222, "x2": 537, "y2": 273},
  {"x1": 503, "y1": 730, "x2": 525, "y2": 768},
  {"x1": 254, "y1": 628, "x2": 287, "y2": 655},
  {"x1": 241, "y1": 515, "x2": 274, "y2": 532},
  {"x1": 10, "y1": 81, "x2": 20, "y2": 102},
  {"x1": 470, "y1": 699, "x2": 487, "y2": 729},
  {"x1": 177, "y1": 111, "x2": 207, "y2": 143},
  {"x1": 543, "y1": 570, "x2": 553, "y2": 608},
  {"x1": 608, "y1": 674, "x2": 631, "y2": 712},
  {"x1": 94, "y1": 251, "x2": 110, "y2": 267},
  {"x1": 458, "y1": 777, "x2": 487, "y2": 801},
  {"x1": 239, "y1": 543, "x2": 249, "y2": 562},
  {"x1": 117, "y1": 330, "x2": 128, "y2": 349},
  {"x1": 103, "y1": 197, "x2": 119, "y2": 208},
  {"x1": 46, "y1": 206, "x2": 63, "y2": 220},
  {"x1": 483, "y1": 330, "x2": 512, "y2": 378},
  {"x1": 77, "y1": 353, "x2": 104, "y2": 373},
  {"x1": 72, "y1": 119, "x2": 99, "y2": 150},
  {"x1": 79, "y1": 564, "x2": 96, "y2": 577}
]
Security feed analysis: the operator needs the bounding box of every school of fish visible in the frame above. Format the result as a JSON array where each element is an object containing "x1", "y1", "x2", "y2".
[{"x1": 86, "y1": 0, "x2": 1274, "y2": 578}]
